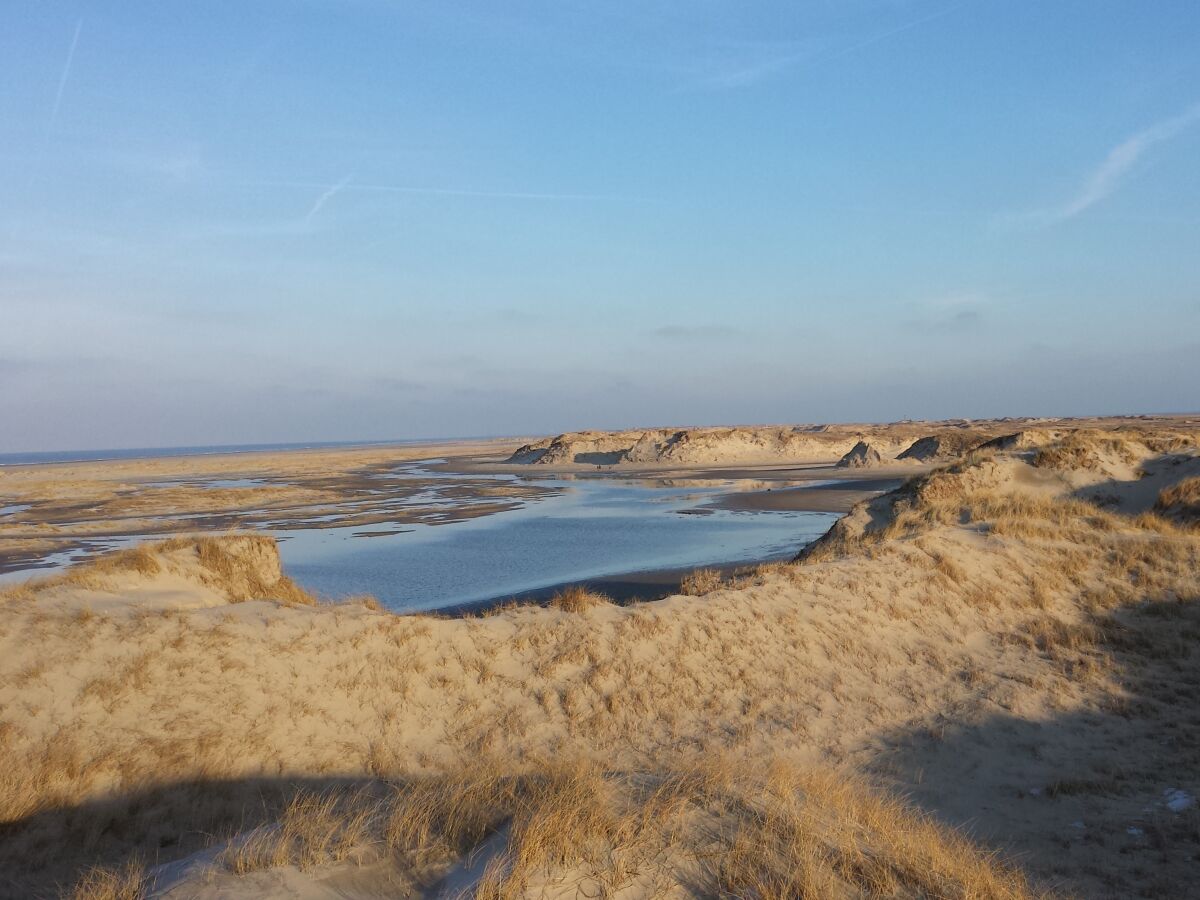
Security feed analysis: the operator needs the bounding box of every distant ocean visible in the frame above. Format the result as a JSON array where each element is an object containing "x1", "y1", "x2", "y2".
[{"x1": 0, "y1": 437, "x2": 496, "y2": 467}]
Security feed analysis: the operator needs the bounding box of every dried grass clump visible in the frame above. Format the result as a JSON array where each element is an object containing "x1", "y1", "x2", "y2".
[
  {"x1": 548, "y1": 586, "x2": 610, "y2": 613},
  {"x1": 888, "y1": 488, "x2": 1108, "y2": 546},
  {"x1": 179, "y1": 536, "x2": 316, "y2": 605},
  {"x1": 202, "y1": 759, "x2": 1046, "y2": 899},
  {"x1": 77, "y1": 546, "x2": 163, "y2": 581},
  {"x1": 13, "y1": 545, "x2": 167, "y2": 597},
  {"x1": 1141, "y1": 432, "x2": 1200, "y2": 455},
  {"x1": 223, "y1": 789, "x2": 378, "y2": 874},
  {"x1": 341, "y1": 593, "x2": 383, "y2": 611},
  {"x1": 68, "y1": 859, "x2": 147, "y2": 900},
  {"x1": 702, "y1": 763, "x2": 1043, "y2": 900},
  {"x1": 479, "y1": 599, "x2": 522, "y2": 617},
  {"x1": 1014, "y1": 615, "x2": 1102, "y2": 655},
  {"x1": 972, "y1": 495, "x2": 1116, "y2": 540},
  {"x1": 679, "y1": 567, "x2": 722, "y2": 596},
  {"x1": 1155, "y1": 477, "x2": 1200, "y2": 524},
  {"x1": 1031, "y1": 432, "x2": 1138, "y2": 472},
  {"x1": 727, "y1": 560, "x2": 790, "y2": 590}
]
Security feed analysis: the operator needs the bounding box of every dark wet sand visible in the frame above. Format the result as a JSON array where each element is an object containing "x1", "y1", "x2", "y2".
[
  {"x1": 707, "y1": 476, "x2": 904, "y2": 513},
  {"x1": 441, "y1": 555, "x2": 788, "y2": 616}
]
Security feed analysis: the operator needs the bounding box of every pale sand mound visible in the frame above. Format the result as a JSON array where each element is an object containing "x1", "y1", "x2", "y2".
[
  {"x1": 4, "y1": 432, "x2": 1200, "y2": 897},
  {"x1": 836, "y1": 440, "x2": 883, "y2": 468},
  {"x1": 0, "y1": 535, "x2": 315, "y2": 615}
]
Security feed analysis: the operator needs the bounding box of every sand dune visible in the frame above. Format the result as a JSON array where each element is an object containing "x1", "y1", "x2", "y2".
[
  {"x1": 837, "y1": 440, "x2": 884, "y2": 468},
  {"x1": 2, "y1": 425, "x2": 1199, "y2": 897},
  {"x1": 504, "y1": 416, "x2": 1196, "y2": 468}
]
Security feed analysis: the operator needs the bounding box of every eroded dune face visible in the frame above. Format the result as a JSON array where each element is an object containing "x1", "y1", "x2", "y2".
[
  {"x1": 3, "y1": 427, "x2": 1200, "y2": 898},
  {"x1": 836, "y1": 440, "x2": 883, "y2": 468},
  {"x1": 504, "y1": 417, "x2": 1195, "y2": 468}
]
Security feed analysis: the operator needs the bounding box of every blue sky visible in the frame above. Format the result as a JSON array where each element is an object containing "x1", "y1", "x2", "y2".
[{"x1": 2, "y1": 1, "x2": 1198, "y2": 451}]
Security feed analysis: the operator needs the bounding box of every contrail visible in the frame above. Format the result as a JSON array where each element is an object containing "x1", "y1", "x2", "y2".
[
  {"x1": 258, "y1": 178, "x2": 633, "y2": 202},
  {"x1": 1040, "y1": 101, "x2": 1200, "y2": 224},
  {"x1": 817, "y1": 1, "x2": 970, "y2": 66},
  {"x1": 682, "y1": 1, "x2": 973, "y2": 93},
  {"x1": 48, "y1": 18, "x2": 83, "y2": 132},
  {"x1": 304, "y1": 174, "x2": 353, "y2": 222}
]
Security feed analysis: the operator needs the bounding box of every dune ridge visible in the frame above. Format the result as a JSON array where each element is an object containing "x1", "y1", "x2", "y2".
[
  {"x1": 2, "y1": 427, "x2": 1199, "y2": 897},
  {"x1": 504, "y1": 416, "x2": 1198, "y2": 468}
]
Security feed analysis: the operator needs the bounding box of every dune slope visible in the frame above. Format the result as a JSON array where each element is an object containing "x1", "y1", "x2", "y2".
[{"x1": 2, "y1": 430, "x2": 1199, "y2": 898}]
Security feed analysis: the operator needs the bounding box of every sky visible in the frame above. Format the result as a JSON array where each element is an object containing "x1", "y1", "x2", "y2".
[{"x1": 2, "y1": 0, "x2": 1199, "y2": 451}]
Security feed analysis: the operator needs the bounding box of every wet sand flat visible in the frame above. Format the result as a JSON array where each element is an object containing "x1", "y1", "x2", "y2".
[
  {"x1": 0, "y1": 438, "x2": 535, "y2": 575},
  {"x1": 1, "y1": 439, "x2": 855, "y2": 581},
  {"x1": 708, "y1": 475, "x2": 907, "y2": 513}
]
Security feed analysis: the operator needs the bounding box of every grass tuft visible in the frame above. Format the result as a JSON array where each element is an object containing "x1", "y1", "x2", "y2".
[
  {"x1": 679, "y1": 567, "x2": 723, "y2": 596},
  {"x1": 69, "y1": 859, "x2": 147, "y2": 900},
  {"x1": 548, "y1": 586, "x2": 610, "y2": 613},
  {"x1": 213, "y1": 759, "x2": 1047, "y2": 899}
]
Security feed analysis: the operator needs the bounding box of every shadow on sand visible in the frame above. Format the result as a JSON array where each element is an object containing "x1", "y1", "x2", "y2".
[
  {"x1": 872, "y1": 594, "x2": 1200, "y2": 898},
  {"x1": 4, "y1": 598, "x2": 1198, "y2": 898}
]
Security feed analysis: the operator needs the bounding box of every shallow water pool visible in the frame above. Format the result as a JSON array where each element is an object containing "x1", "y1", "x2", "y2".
[{"x1": 280, "y1": 475, "x2": 836, "y2": 612}]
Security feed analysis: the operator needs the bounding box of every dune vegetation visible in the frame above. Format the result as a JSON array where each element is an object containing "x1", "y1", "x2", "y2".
[{"x1": 2, "y1": 426, "x2": 1199, "y2": 898}]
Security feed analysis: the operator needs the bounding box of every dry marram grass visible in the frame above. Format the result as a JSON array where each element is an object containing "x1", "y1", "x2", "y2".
[
  {"x1": 547, "y1": 585, "x2": 610, "y2": 613},
  {"x1": 3, "y1": 424, "x2": 1199, "y2": 897},
  {"x1": 679, "y1": 567, "x2": 722, "y2": 596},
  {"x1": 204, "y1": 758, "x2": 1044, "y2": 899}
]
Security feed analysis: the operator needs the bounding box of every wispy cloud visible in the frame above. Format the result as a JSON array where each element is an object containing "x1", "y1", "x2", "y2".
[
  {"x1": 191, "y1": 176, "x2": 631, "y2": 241},
  {"x1": 682, "y1": 2, "x2": 970, "y2": 92},
  {"x1": 815, "y1": 1, "x2": 969, "y2": 69},
  {"x1": 47, "y1": 18, "x2": 83, "y2": 133},
  {"x1": 1026, "y1": 101, "x2": 1200, "y2": 226},
  {"x1": 903, "y1": 294, "x2": 988, "y2": 333},
  {"x1": 304, "y1": 174, "x2": 353, "y2": 222},
  {"x1": 688, "y1": 45, "x2": 815, "y2": 91}
]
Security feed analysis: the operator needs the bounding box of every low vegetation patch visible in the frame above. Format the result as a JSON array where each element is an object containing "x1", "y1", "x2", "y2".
[
  {"x1": 678, "y1": 567, "x2": 723, "y2": 596},
  {"x1": 1031, "y1": 431, "x2": 1140, "y2": 472},
  {"x1": 547, "y1": 585, "x2": 610, "y2": 613},
  {"x1": 1156, "y1": 476, "x2": 1200, "y2": 524},
  {"x1": 69, "y1": 859, "x2": 147, "y2": 900},
  {"x1": 171, "y1": 759, "x2": 1048, "y2": 899}
]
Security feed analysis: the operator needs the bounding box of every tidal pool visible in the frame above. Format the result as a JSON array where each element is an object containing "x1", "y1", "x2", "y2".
[{"x1": 280, "y1": 474, "x2": 836, "y2": 612}]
